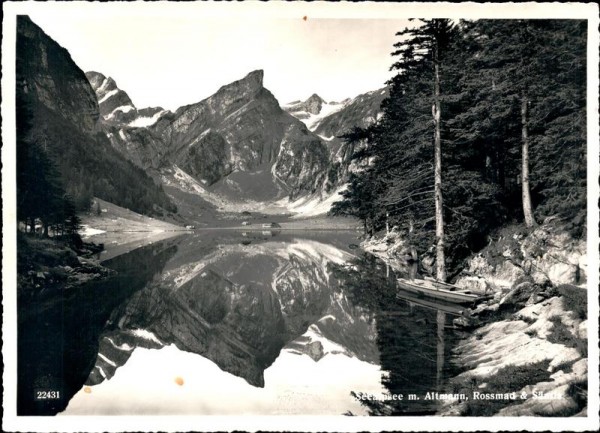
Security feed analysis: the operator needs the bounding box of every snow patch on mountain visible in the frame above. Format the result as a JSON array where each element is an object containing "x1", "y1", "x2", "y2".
[
  {"x1": 129, "y1": 329, "x2": 162, "y2": 345},
  {"x1": 97, "y1": 76, "x2": 111, "y2": 94},
  {"x1": 317, "y1": 134, "x2": 335, "y2": 141},
  {"x1": 307, "y1": 102, "x2": 347, "y2": 131},
  {"x1": 98, "y1": 89, "x2": 119, "y2": 104},
  {"x1": 285, "y1": 239, "x2": 352, "y2": 266},
  {"x1": 106, "y1": 105, "x2": 135, "y2": 120},
  {"x1": 107, "y1": 337, "x2": 133, "y2": 352},
  {"x1": 97, "y1": 366, "x2": 108, "y2": 380},
  {"x1": 283, "y1": 184, "x2": 348, "y2": 218},
  {"x1": 98, "y1": 353, "x2": 117, "y2": 368},
  {"x1": 286, "y1": 101, "x2": 348, "y2": 132},
  {"x1": 186, "y1": 128, "x2": 211, "y2": 147},
  {"x1": 129, "y1": 109, "x2": 168, "y2": 128}
]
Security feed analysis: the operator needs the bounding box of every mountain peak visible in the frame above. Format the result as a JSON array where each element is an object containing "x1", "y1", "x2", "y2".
[
  {"x1": 240, "y1": 69, "x2": 264, "y2": 90},
  {"x1": 85, "y1": 71, "x2": 136, "y2": 123},
  {"x1": 282, "y1": 93, "x2": 329, "y2": 118},
  {"x1": 246, "y1": 69, "x2": 264, "y2": 82},
  {"x1": 85, "y1": 71, "x2": 106, "y2": 85},
  {"x1": 307, "y1": 93, "x2": 325, "y2": 104},
  {"x1": 302, "y1": 93, "x2": 324, "y2": 115},
  {"x1": 207, "y1": 70, "x2": 265, "y2": 106}
]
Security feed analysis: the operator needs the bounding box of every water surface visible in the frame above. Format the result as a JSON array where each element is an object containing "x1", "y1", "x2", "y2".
[{"x1": 19, "y1": 230, "x2": 463, "y2": 416}]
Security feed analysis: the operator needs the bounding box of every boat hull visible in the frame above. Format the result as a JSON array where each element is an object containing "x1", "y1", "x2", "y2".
[
  {"x1": 397, "y1": 278, "x2": 480, "y2": 304},
  {"x1": 396, "y1": 290, "x2": 466, "y2": 315}
]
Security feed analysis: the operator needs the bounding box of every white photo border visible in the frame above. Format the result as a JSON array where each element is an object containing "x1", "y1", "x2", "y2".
[{"x1": 2, "y1": 1, "x2": 598, "y2": 432}]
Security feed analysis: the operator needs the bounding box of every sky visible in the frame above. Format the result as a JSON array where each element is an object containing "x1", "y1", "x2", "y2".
[
  {"x1": 27, "y1": 12, "x2": 410, "y2": 111},
  {"x1": 22, "y1": 1, "x2": 595, "y2": 112}
]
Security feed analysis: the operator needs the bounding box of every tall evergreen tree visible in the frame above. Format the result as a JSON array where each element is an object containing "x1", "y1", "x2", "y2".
[
  {"x1": 333, "y1": 19, "x2": 586, "y2": 277},
  {"x1": 457, "y1": 19, "x2": 586, "y2": 229},
  {"x1": 391, "y1": 19, "x2": 458, "y2": 281},
  {"x1": 527, "y1": 20, "x2": 587, "y2": 232},
  {"x1": 17, "y1": 92, "x2": 68, "y2": 235}
]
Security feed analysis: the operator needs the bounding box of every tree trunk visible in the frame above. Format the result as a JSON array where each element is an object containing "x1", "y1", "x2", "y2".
[
  {"x1": 385, "y1": 211, "x2": 390, "y2": 235},
  {"x1": 521, "y1": 96, "x2": 536, "y2": 227},
  {"x1": 408, "y1": 218, "x2": 419, "y2": 278},
  {"x1": 436, "y1": 310, "x2": 446, "y2": 389},
  {"x1": 433, "y1": 59, "x2": 446, "y2": 282}
]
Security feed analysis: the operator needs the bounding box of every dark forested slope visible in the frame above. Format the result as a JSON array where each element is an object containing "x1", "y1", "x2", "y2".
[{"x1": 16, "y1": 16, "x2": 176, "y2": 218}]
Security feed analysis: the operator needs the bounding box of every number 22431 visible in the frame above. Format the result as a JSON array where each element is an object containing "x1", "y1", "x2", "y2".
[{"x1": 35, "y1": 390, "x2": 61, "y2": 400}]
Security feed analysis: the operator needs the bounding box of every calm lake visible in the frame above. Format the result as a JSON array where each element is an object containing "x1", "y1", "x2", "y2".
[{"x1": 18, "y1": 230, "x2": 464, "y2": 416}]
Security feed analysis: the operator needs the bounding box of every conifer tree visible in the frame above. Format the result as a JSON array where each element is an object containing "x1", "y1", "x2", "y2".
[
  {"x1": 391, "y1": 19, "x2": 457, "y2": 281},
  {"x1": 17, "y1": 77, "x2": 71, "y2": 236},
  {"x1": 333, "y1": 18, "x2": 586, "y2": 277},
  {"x1": 458, "y1": 19, "x2": 586, "y2": 229}
]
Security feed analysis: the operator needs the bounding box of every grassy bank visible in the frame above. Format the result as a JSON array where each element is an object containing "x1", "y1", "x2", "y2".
[{"x1": 81, "y1": 197, "x2": 185, "y2": 235}]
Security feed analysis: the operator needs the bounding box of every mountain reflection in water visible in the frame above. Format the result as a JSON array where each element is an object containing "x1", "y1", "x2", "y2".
[{"x1": 58, "y1": 231, "x2": 461, "y2": 416}]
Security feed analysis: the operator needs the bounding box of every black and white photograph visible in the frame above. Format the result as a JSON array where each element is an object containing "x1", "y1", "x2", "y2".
[{"x1": 2, "y1": 1, "x2": 599, "y2": 432}]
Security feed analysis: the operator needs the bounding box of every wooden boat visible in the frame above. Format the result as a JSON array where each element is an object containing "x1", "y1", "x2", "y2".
[
  {"x1": 395, "y1": 290, "x2": 466, "y2": 316},
  {"x1": 397, "y1": 277, "x2": 481, "y2": 304}
]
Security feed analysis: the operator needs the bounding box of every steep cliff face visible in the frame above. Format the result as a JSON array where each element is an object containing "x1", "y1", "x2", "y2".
[
  {"x1": 166, "y1": 71, "x2": 290, "y2": 177},
  {"x1": 17, "y1": 16, "x2": 99, "y2": 132},
  {"x1": 16, "y1": 16, "x2": 175, "y2": 216},
  {"x1": 82, "y1": 62, "x2": 388, "y2": 210},
  {"x1": 271, "y1": 123, "x2": 331, "y2": 200}
]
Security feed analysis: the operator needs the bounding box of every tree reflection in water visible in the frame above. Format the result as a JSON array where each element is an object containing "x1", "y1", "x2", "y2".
[{"x1": 329, "y1": 253, "x2": 463, "y2": 415}]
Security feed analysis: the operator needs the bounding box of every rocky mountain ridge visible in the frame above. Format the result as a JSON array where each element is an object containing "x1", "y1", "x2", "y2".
[
  {"x1": 283, "y1": 88, "x2": 388, "y2": 136},
  {"x1": 284, "y1": 88, "x2": 389, "y2": 180},
  {"x1": 16, "y1": 14, "x2": 390, "y2": 222},
  {"x1": 85, "y1": 71, "x2": 172, "y2": 128},
  {"x1": 313, "y1": 88, "x2": 389, "y2": 138},
  {"x1": 90, "y1": 70, "x2": 336, "y2": 204},
  {"x1": 17, "y1": 14, "x2": 390, "y2": 222},
  {"x1": 87, "y1": 69, "x2": 388, "y2": 213}
]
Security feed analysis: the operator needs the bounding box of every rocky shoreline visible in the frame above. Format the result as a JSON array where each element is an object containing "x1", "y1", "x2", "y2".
[
  {"x1": 361, "y1": 220, "x2": 588, "y2": 416},
  {"x1": 17, "y1": 234, "x2": 114, "y2": 320}
]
